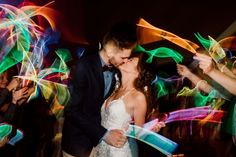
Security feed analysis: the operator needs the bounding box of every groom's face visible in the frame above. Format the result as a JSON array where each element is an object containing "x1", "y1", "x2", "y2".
[{"x1": 104, "y1": 41, "x2": 133, "y2": 67}]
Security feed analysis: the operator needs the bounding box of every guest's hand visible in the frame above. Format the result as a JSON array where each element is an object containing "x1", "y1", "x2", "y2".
[
  {"x1": 0, "y1": 137, "x2": 9, "y2": 148},
  {"x1": 17, "y1": 86, "x2": 35, "y2": 105},
  {"x1": 177, "y1": 64, "x2": 191, "y2": 77},
  {"x1": 103, "y1": 129, "x2": 127, "y2": 148},
  {"x1": 25, "y1": 86, "x2": 35, "y2": 97},
  {"x1": 12, "y1": 87, "x2": 29, "y2": 104},
  {"x1": 6, "y1": 78, "x2": 19, "y2": 91},
  {"x1": 193, "y1": 53, "x2": 214, "y2": 73}
]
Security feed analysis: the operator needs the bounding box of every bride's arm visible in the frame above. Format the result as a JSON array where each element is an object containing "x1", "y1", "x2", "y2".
[
  {"x1": 133, "y1": 92, "x2": 147, "y2": 126},
  {"x1": 132, "y1": 92, "x2": 165, "y2": 132}
]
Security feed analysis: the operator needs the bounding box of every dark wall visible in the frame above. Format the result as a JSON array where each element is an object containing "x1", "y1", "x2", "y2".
[{"x1": 54, "y1": 0, "x2": 236, "y2": 45}]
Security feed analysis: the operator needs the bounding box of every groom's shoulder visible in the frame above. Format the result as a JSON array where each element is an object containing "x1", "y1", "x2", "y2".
[
  {"x1": 76, "y1": 47, "x2": 99, "y2": 64},
  {"x1": 80, "y1": 45, "x2": 100, "y2": 61},
  {"x1": 77, "y1": 54, "x2": 99, "y2": 70},
  {"x1": 69, "y1": 44, "x2": 100, "y2": 73}
]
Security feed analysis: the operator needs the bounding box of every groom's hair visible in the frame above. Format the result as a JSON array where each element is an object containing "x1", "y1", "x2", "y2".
[{"x1": 102, "y1": 21, "x2": 137, "y2": 50}]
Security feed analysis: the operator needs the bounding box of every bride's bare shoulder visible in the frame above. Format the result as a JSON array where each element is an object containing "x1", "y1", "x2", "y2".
[{"x1": 130, "y1": 90, "x2": 146, "y2": 103}]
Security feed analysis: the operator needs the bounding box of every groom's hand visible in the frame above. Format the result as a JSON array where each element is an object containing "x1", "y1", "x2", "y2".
[{"x1": 103, "y1": 129, "x2": 127, "y2": 148}]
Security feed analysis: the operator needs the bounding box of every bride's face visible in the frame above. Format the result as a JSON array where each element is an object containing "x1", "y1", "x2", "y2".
[{"x1": 118, "y1": 57, "x2": 139, "y2": 74}]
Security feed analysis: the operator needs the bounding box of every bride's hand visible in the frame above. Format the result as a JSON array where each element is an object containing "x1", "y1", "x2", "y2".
[{"x1": 151, "y1": 121, "x2": 166, "y2": 132}]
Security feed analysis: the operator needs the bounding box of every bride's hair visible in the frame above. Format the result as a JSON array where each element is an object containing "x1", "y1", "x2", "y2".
[{"x1": 132, "y1": 53, "x2": 158, "y2": 120}]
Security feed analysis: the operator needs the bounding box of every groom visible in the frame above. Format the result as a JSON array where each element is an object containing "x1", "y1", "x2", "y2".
[{"x1": 62, "y1": 22, "x2": 137, "y2": 157}]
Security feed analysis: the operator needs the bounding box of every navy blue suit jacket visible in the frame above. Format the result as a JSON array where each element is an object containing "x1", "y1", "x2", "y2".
[{"x1": 62, "y1": 52, "x2": 116, "y2": 156}]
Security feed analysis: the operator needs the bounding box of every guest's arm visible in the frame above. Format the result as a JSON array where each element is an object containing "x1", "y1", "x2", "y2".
[
  {"x1": 3, "y1": 87, "x2": 28, "y2": 122},
  {"x1": 0, "y1": 78, "x2": 19, "y2": 107},
  {"x1": 177, "y1": 64, "x2": 213, "y2": 93},
  {"x1": 0, "y1": 88, "x2": 10, "y2": 107},
  {"x1": 194, "y1": 53, "x2": 236, "y2": 95}
]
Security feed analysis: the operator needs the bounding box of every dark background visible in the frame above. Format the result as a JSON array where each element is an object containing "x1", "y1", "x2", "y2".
[
  {"x1": 54, "y1": 0, "x2": 236, "y2": 45},
  {"x1": 54, "y1": 0, "x2": 236, "y2": 68},
  {"x1": 2, "y1": 0, "x2": 236, "y2": 65},
  {"x1": 54, "y1": 0, "x2": 236, "y2": 67},
  {"x1": 3, "y1": 0, "x2": 235, "y2": 44}
]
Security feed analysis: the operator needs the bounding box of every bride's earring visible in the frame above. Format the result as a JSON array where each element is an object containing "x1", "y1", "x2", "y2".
[{"x1": 114, "y1": 74, "x2": 120, "y2": 90}]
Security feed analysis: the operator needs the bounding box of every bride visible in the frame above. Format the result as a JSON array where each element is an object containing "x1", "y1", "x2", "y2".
[{"x1": 91, "y1": 53, "x2": 165, "y2": 157}]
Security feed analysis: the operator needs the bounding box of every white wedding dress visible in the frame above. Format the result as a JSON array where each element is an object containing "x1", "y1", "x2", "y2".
[{"x1": 91, "y1": 93, "x2": 138, "y2": 157}]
